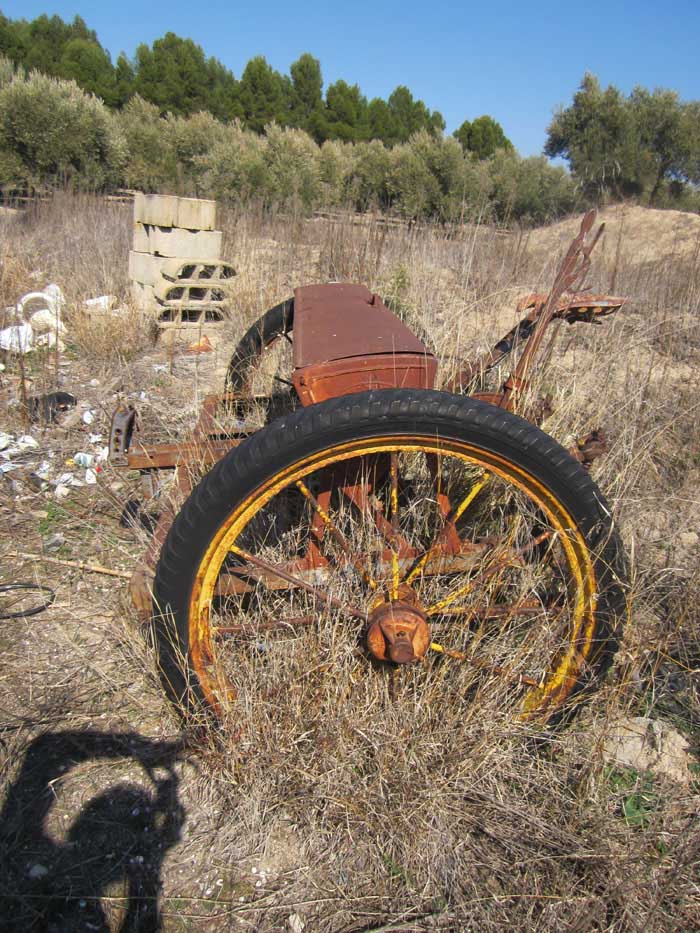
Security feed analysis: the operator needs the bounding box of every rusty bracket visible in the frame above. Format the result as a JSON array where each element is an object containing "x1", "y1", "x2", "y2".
[
  {"x1": 109, "y1": 404, "x2": 137, "y2": 464},
  {"x1": 451, "y1": 210, "x2": 622, "y2": 414},
  {"x1": 569, "y1": 429, "x2": 608, "y2": 470}
]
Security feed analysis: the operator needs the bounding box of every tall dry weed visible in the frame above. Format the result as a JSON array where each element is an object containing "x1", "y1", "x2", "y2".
[{"x1": 1, "y1": 194, "x2": 698, "y2": 930}]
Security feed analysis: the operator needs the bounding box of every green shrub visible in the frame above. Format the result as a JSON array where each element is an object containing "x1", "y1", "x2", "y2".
[
  {"x1": 489, "y1": 150, "x2": 578, "y2": 225},
  {"x1": 166, "y1": 110, "x2": 227, "y2": 195},
  {"x1": 0, "y1": 68, "x2": 126, "y2": 189},
  {"x1": 200, "y1": 120, "x2": 268, "y2": 204},
  {"x1": 0, "y1": 54, "x2": 17, "y2": 88},
  {"x1": 260, "y1": 124, "x2": 321, "y2": 210},
  {"x1": 345, "y1": 140, "x2": 392, "y2": 211},
  {"x1": 318, "y1": 139, "x2": 353, "y2": 206},
  {"x1": 387, "y1": 131, "x2": 485, "y2": 221},
  {"x1": 117, "y1": 95, "x2": 175, "y2": 191}
]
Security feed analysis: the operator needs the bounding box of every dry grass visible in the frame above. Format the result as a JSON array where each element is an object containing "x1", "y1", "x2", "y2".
[{"x1": 0, "y1": 193, "x2": 698, "y2": 931}]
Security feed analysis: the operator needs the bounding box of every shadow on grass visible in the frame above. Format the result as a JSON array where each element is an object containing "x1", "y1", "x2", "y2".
[{"x1": 0, "y1": 730, "x2": 185, "y2": 932}]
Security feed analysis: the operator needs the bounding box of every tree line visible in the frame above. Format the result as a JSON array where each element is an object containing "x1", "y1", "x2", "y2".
[
  {"x1": 0, "y1": 11, "x2": 510, "y2": 155},
  {"x1": 0, "y1": 60, "x2": 574, "y2": 225},
  {"x1": 1, "y1": 11, "x2": 699, "y2": 218}
]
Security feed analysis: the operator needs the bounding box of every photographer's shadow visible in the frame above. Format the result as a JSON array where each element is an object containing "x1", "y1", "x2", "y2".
[{"x1": 0, "y1": 730, "x2": 186, "y2": 932}]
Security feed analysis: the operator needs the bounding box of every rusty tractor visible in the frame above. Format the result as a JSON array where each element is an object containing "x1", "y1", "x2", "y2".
[{"x1": 111, "y1": 210, "x2": 628, "y2": 725}]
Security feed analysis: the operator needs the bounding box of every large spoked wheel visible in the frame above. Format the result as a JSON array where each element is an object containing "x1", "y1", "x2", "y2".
[
  {"x1": 153, "y1": 389, "x2": 627, "y2": 729},
  {"x1": 225, "y1": 298, "x2": 294, "y2": 393}
]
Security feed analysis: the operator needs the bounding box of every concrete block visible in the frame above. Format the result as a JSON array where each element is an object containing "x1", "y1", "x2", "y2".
[
  {"x1": 133, "y1": 193, "x2": 217, "y2": 230},
  {"x1": 129, "y1": 250, "x2": 161, "y2": 287},
  {"x1": 133, "y1": 222, "x2": 150, "y2": 253},
  {"x1": 175, "y1": 197, "x2": 217, "y2": 231},
  {"x1": 131, "y1": 280, "x2": 156, "y2": 309},
  {"x1": 160, "y1": 258, "x2": 236, "y2": 282},
  {"x1": 156, "y1": 304, "x2": 226, "y2": 326},
  {"x1": 134, "y1": 193, "x2": 179, "y2": 227},
  {"x1": 147, "y1": 226, "x2": 222, "y2": 259},
  {"x1": 154, "y1": 278, "x2": 228, "y2": 304}
]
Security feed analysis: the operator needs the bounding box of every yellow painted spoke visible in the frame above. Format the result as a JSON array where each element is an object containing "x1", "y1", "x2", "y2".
[
  {"x1": 406, "y1": 471, "x2": 491, "y2": 586},
  {"x1": 295, "y1": 479, "x2": 377, "y2": 590},
  {"x1": 429, "y1": 641, "x2": 541, "y2": 687},
  {"x1": 390, "y1": 452, "x2": 400, "y2": 599},
  {"x1": 229, "y1": 543, "x2": 367, "y2": 621}
]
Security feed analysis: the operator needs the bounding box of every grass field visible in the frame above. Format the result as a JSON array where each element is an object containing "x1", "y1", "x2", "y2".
[{"x1": 0, "y1": 194, "x2": 698, "y2": 931}]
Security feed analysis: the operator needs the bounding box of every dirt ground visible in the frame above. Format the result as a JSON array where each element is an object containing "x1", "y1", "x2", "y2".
[{"x1": 0, "y1": 197, "x2": 699, "y2": 931}]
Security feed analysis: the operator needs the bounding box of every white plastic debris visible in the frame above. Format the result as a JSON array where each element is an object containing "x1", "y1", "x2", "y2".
[
  {"x1": 84, "y1": 294, "x2": 117, "y2": 311},
  {"x1": 43, "y1": 533, "x2": 66, "y2": 552},
  {"x1": 35, "y1": 331, "x2": 65, "y2": 351},
  {"x1": 73, "y1": 452, "x2": 94, "y2": 468},
  {"x1": 28, "y1": 864, "x2": 49, "y2": 879},
  {"x1": 54, "y1": 484, "x2": 70, "y2": 499},
  {"x1": 0, "y1": 323, "x2": 33, "y2": 353},
  {"x1": 0, "y1": 461, "x2": 17, "y2": 473},
  {"x1": 85, "y1": 468, "x2": 97, "y2": 485},
  {"x1": 16, "y1": 435, "x2": 39, "y2": 450},
  {"x1": 0, "y1": 432, "x2": 12, "y2": 451},
  {"x1": 96, "y1": 446, "x2": 109, "y2": 463},
  {"x1": 82, "y1": 410, "x2": 95, "y2": 425},
  {"x1": 1, "y1": 285, "x2": 65, "y2": 354},
  {"x1": 36, "y1": 460, "x2": 51, "y2": 480},
  {"x1": 88, "y1": 433, "x2": 102, "y2": 444},
  {"x1": 28, "y1": 307, "x2": 66, "y2": 336},
  {"x1": 18, "y1": 284, "x2": 64, "y2": 320}
]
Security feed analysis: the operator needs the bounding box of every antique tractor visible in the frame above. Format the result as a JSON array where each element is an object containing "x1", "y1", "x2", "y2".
[{"x1": 111, "y1": 211, "x2": 628, "y2": 725}]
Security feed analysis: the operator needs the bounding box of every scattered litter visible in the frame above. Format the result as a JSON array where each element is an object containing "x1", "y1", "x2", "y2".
[
  {"x1": 85, "y1": 468, "x2": 97, "y2": 485},
  {"x1": 35, "y1": 461, "x2": 51, "y2": 480},
  {"x1": 43, "y1": 533, "x2": 66, "y2": 553},
  {"x1": 27, "y1": 391, "x2": 77, "y2": 423},
  {"x1": 84, "y1": 295, "x2": 117, "y2": 311},
  {"x1": 153, "y1": 363, "x2": 170, "y2": 373},
  {"x1": 16, "y1": 435, "x2": 39, "y2": 451},
  {"x1": 186, "y1": 335, "x2": 214, "y2": 354},
  {"x1": 82, "y1": 410, "x2": 95, "y2": 425},
  {"x1": 0, "y1": 323, "x2": 33, "y2": 353},
  {"x1": 88, "y1": 433, "x2": 102, "y2": 444},
  {"x1": 54, "y1": 484, "x2": 70, "y2": 500},
  {"x1": 27, "y1": 864, "x2": 49, "y2": 879},
  {"x1": 0, "y1": 433, "x2": 12, "y2": 451},
  {"x1": 89, "y1": 378, "x2": 100, "y2": 387},
  {"x1": 0, "y1": 462, "x2": 17, "y2": 474},
  {"x1": 27, "y1": 473, "x2": 48, "y2": 492},
  {"x1": 13, "y1": 286, "x2": 67, "y2": 351},
  {"x1": 73, "y1": 452, "x2": 94, "y2": 468},
  {"x1": 28, "y1": 307, "x2": 66, "y2": 336}
]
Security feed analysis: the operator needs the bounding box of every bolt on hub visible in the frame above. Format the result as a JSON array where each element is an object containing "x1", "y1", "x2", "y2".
[{"x1": 366, "y1": 588, "x2": 431, "y2": 664}]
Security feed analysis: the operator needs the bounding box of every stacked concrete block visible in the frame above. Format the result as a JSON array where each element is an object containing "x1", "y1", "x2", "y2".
[{"x1": 129, "y1": 193, "x2": 236, "y2": 328}]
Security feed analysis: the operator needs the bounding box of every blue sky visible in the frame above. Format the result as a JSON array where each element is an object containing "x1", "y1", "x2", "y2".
[{"x1": 3, "y1": 0, "x2": 699, "y2": 155}]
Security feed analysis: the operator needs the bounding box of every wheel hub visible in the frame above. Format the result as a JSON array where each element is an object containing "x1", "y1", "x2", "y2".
[{"x1": 366, "y1": 589, "x2": 431, "y2": 664}]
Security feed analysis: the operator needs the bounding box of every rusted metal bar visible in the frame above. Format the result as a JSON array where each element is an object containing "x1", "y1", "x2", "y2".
[{"x1": 126, "y1": 439, "x2": 242, "y2": 470}]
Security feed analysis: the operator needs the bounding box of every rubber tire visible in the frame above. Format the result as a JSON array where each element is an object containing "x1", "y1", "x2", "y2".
[
  {"x1": 152, "y1": 388, "x2": 627, "y2": 719},
  {"x1": 225, "y1": 298, "x2": 294, "y2": 392}
]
